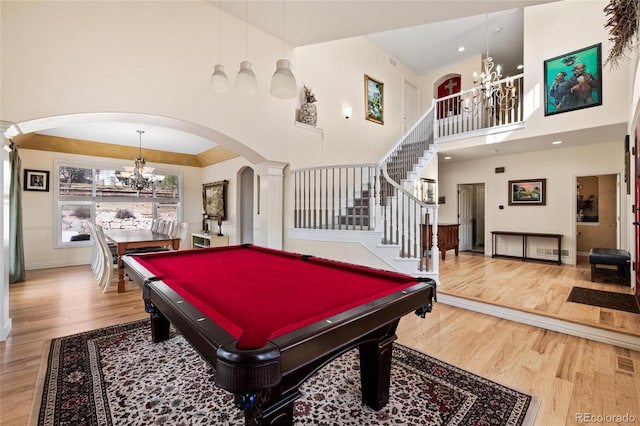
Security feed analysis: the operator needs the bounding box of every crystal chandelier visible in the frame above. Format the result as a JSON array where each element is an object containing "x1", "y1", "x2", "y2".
[
  {"x1": 464, "y1": 14, "x2": 517, "y2": 115},
  {"x1": 122, "y1": 130, "x2": 155, "y2": 191}
]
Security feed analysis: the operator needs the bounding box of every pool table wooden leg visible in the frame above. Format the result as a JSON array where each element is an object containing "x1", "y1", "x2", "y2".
[
  {"x1": 149, "y1": 310, "x2": 170, "y2": 343},
  {"x1": 359, "y1": 332, "x2": 396, "y2": 410}
]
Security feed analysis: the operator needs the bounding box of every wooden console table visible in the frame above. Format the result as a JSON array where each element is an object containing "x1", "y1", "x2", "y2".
[
  {"x1": 491, "y1": 231, "x2": 562, "y2": 265},
  {"x1": 421, "y1": 223, "x2": 459, "y2": 260}
]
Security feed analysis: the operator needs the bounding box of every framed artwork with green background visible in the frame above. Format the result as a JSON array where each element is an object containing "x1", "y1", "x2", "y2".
[{"x1": 544, "y1": 43, "x2": 602, "y2": 116}]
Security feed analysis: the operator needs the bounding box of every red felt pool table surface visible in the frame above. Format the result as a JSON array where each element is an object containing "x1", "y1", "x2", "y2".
[{"x1": 131, "y1": 245, "x2": 420, "y2": 349}]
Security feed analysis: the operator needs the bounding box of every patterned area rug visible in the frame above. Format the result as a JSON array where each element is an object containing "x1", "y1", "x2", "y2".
[
  {"x1": 567, "y1": 287, "x2": 640, "y2": 314},
  {"x1": 31, "y1": 319, "x2": 539, "y2": 425}
]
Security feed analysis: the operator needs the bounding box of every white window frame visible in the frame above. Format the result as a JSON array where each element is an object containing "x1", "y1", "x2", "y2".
[{"x1": 54, "y1": 160, "x2": 183, "y2": 248}]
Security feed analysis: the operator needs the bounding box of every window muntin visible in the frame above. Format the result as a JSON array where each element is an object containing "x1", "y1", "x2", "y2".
[{"x1": 56, "y1": 161, "x2": 182, "y2": 247}]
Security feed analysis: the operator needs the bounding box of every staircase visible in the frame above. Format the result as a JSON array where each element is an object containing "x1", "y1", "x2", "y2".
[
  {"x1": 292, "y1": 107, "x2": 439, "y2": 280},
  {"x1": 291, "y1": 74, "x2": 525, "y2": 281}
]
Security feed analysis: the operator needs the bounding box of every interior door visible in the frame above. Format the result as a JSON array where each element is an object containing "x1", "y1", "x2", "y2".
[
  {"x1": 240, "y1": 167, "x2": 254, "y2": 244},
  {"x1": 458, "y1": 184, "x2": 473, "y2": 251},
  {"x1": 403, "y1": 80, "x2": 419, "y2": 133},
  {"x1": 475, "y1": 185, "x2": 485, "y2": 247}
]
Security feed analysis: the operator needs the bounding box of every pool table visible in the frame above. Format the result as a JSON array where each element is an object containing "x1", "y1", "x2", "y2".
[{"x1": 122, "y1": 244, "x2": 436, "y2": 425}]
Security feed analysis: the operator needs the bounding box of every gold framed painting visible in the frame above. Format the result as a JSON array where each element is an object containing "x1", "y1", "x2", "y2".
[
  {"x1": 364, "y1": 74, "x2": 384, "y2": 124},
  {"x1": 202, "y1": 180, "x2": 228, "y2": 220}
]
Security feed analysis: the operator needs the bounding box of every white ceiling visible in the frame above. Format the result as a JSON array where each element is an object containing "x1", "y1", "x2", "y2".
[{"x1": 33, "y1": 0, "x2": 565, "y2": 159}]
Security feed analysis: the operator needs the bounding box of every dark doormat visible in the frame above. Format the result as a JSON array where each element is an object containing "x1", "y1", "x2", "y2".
[{"x1": 567, "y1": 287, "x2": 640, "y2": 314}]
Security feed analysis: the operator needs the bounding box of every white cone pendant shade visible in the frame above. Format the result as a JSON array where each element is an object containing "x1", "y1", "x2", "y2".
[
  {"x1": 236, "y1": 61, "x2": 257, "y2": 94},
  {"x1": 270, "y1": 59, "x2": 297, "y2": 99},
  {"x1": 210, "y1": 64, "x2": 230, "y2": 93}
]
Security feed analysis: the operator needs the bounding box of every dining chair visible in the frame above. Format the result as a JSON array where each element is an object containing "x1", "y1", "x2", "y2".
[
  {"x1": 172, "y1": 222, "x2": 189, "y2": 250},
  {"x1": 164, "y1": 220, "x2": 176, "y2": 236},
  {"x1": 87, "y1": 222, "x2": 103, "y2": 284},
  {"x1": 95, "y1": 225, "x2": 117, "y2": 292}
]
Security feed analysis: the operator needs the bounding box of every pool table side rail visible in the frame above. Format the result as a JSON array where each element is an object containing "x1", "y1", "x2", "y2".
[{"x1": 272, "y1": 280, "x2": 435, "y2": 379}]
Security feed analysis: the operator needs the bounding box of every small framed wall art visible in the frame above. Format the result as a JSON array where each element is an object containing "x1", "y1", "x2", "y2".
[
  {"x1": 508, "y1": 179, "x2": 546, "y2": 206},
  {"x1": 24, "y1": 169, "x2": 50, "y2": 192}
]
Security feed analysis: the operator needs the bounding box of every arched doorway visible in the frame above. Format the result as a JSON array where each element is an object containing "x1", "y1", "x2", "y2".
[{"x1": 239, "y1": 167, "x2": 254, "y2": 244}]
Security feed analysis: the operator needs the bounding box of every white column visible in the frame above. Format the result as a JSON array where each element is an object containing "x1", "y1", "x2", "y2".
[
  {"x1": 0, "y1": 121, "x2": 14, "y2": 341},
  {"x1": 253, "y1": 161, "x2": 287, "y2": 250}
]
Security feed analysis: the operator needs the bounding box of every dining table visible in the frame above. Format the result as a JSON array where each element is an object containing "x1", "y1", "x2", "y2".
[{"x1": 104, "y1": 229, "x2": 181, "y2": 293}]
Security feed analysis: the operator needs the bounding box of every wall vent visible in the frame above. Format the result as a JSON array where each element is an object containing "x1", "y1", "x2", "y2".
[{"x1": 536, "y1": 248, "x2": 570, "y2": 257}]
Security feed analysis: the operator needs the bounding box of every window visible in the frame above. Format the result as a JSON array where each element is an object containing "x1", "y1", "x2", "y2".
[{"x1": 56, "y1": 162, "x2": 182, "y2": 247}]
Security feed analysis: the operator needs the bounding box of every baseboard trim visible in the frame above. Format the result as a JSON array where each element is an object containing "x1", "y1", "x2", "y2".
[{"x1": 438, "y1": 293, "x2": 640, "y2": 351}]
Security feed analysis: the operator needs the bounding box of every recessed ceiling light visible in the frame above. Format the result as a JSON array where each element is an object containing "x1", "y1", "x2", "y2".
[
  {"x1": 552, "y1": 140, "x2": 562, "y2": 145},
  {"x1": 494, "y1": 26, "x2": 502, "y2": 33},
  {"x1": 444, "y1": 156, "x2": 452, "y2": 160},
  {"x1": 517, "y1": 64, "x2": 524, "y2": 70},
  {"x1": 458, "y1": 46, "x2": 465, "y2": 52}
]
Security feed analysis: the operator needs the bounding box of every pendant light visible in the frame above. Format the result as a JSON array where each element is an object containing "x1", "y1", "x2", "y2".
[
  {"x1": 236, "y1": 0, "x2": 257, "y2": 94},
  {"x1": 270, "y1": 0, "x2": 297, "y2": 99},
  {"x1": 210, "y1": 1, "x2": 230, "y2": 93},
  {"x1": 122, "y1": 130, "x2": 155, "y2": 191}
]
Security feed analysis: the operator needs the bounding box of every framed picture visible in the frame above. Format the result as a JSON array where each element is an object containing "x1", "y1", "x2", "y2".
[
  {"x1": 23, "y1": 169, "x2": 50, "y2": 192},
  {"x1": 364, "y1": 74, "x2": 384, "y2": 124},
  {"x1": 508, "y1": 179, "x2": 546, "y2": 206},
  {"x1": 544, "y1": 43, "x2": 602, "y2": 116},
  {"x1": 419, "y1": 178, "x2": 436, "y2": 204},
  {"x1": 202, "y1": 180, "x2": 228, "y2": 220}
]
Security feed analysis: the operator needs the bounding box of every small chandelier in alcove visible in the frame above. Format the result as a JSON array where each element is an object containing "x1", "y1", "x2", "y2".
[{"x1": 122, "y1": 130, "x2": 155, "y2": 191}]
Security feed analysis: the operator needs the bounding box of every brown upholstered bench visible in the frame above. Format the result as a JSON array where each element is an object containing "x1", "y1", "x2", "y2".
[{"x1": 588, "y1": 248, "x2": 630, "y2": 284}]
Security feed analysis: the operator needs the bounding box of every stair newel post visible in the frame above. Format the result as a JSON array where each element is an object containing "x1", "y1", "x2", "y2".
[
  {"x1": 412, "y1": 200, "x2": 418, "y2": 258},
  {"x1": 401, "y1": 192, "x2": 407, "y2": 257},
  {"x1": 394, "y1": 186, "x2": 399, "y2": 245}
]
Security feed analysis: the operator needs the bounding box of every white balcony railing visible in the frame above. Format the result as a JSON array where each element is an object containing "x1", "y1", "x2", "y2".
[{"x1": 435, "y1": 73, "x2": 524, "y2": 138}]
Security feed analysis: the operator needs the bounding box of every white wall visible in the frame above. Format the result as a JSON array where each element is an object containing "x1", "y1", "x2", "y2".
[
  {"x1": 438, "y1": 140, "x2": 624, "y2": 264},
  {"x1": 295, "y1": 37, "x2": 422, "y2": 165}
]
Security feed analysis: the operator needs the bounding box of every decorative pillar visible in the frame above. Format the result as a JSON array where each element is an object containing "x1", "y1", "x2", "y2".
[
  {"x1": 0, "y1": 121, "x2": 14, "y2": 341},
  {"x1": 253, "y1": 161, "x2": 287, "y2": 250}
]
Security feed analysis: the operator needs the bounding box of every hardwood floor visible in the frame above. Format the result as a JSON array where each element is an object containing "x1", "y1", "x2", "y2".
[
  {"x1": 1, "y1": 257, "x2": 638, "y2": 425},
  {"x1": 438, "y1": 252, "x2": 640, "y2": 336}
]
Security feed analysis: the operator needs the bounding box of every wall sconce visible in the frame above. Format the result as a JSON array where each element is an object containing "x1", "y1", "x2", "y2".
[{"x1": 343, "y1": 106, "x2": 352, "y2": 119}]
